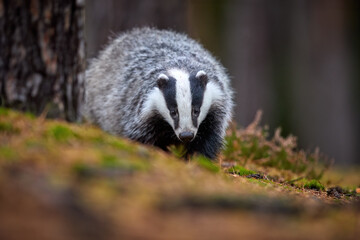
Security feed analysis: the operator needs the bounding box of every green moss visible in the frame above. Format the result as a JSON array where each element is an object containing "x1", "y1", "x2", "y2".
[
  {"x1": 73, "y1": 154, "x2": 150, "y2": 179},
  {"x1": 109, "y1": 139, "x2": 130, "y2": 150},
  {"x1": 0, "y1": 146, "x2": 18, "y2": 161},
  {"x1": 101, "y1": 154, "x2": 149, "y2": 172},
  {"x1": 47, "y1": 125, "x2": 77, "y2": 142},
  {"x1": 247, "y1": 178, "x2": 268, "y2": 187},
  {"x1": 0, "y1": 122, "x2": 19, "y2": 134},
  {"x1": 91, "y1": 136, "x2": 105, "y2": 144},
  {"x1": 0, "y1": 107, "x2": 10, "y2": 116},
  {"x1": 24, "y1": 112, "x2": 36, "y2": 120},
  {"x1": 169, "y1": 144, "x2": 187, "y2": 158},
  {"x1": 228, "y1": 165, "x2": 256, "y2": 176},
  {"x1": 304, "y1": 180, "x2": 325, "y2": 191},
  {"x1": 25, "y1": 139, "x2": 46, "y2": 150},
  {"x1": 101, "y1": 154, "x2": 119, "y2": 168},
  {"x1": 194, "y1": 156, "x2": 220, "y2": 173}
]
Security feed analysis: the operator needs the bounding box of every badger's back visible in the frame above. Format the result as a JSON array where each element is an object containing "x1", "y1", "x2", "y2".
[{"x1": 84, "y1": 28, "x2": 233, "y2": 159}]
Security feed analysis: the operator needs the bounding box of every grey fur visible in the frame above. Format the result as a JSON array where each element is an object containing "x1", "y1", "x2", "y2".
[{"x1": 84, "y1": 27, "x2": 233, "y2": 157}]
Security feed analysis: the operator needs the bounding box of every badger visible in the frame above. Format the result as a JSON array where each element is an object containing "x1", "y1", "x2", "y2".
[{"x1": 84, "y1": 28, "x2": 233, "y2": 159}]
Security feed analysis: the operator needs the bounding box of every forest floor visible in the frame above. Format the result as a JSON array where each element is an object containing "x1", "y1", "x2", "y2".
[{"x1": 0, "y1": 108, "x2": 359, "y2": 240}]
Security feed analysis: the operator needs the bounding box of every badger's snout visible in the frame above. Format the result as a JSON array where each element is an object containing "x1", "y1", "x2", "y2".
[{"x1": 178, "y1": 131, "x2": 194, "y2": 143}]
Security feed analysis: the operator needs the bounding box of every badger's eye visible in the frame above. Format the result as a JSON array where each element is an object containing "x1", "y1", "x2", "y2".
[
  {"x1": 192, "y1": 107, "x2": 200, "y2": 117},
  {"x1": 170, "y1": 109, "x2": 178, "y2": 118}
]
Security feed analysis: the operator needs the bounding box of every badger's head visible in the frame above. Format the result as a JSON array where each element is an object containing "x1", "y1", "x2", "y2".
[{"x1": 142, "y1": 68, "x2": 222, "y2": 143}]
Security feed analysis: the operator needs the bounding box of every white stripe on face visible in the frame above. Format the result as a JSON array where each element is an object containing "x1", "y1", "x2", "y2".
[
  {"x1": 142, "y1": 69, "x2": 221, "y2": 141},
  {"x1": 198, "y1": 81, "x2": 223, "y2": 124},
  {"x1": 141, "y1": 87, "x2": 174, "y2": 128},
  {"x1": 167, "y1": 68, "x2": 197, "y2": 136}
]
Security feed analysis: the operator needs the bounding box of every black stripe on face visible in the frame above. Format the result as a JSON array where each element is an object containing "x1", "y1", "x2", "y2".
[
  {"x1": 157, "y1": 76, "x2": 179, "y2": 129},
  {"x1": 189, "y1": 73, "x2": 206, "y2": 127}
]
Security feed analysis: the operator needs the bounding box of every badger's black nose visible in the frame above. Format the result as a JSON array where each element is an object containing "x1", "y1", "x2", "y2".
[{"x1": 179, "y1": 131, "x2": 194, "y2": 143}]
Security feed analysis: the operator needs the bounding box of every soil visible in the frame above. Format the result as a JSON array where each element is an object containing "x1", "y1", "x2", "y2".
[{"x1": 0, "y1": 109, "x2": 359, "y2": 240}]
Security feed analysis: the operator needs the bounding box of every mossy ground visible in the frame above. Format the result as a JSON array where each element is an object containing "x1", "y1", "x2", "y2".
[{"x1": 0, "y1": 108, "x2": 359, "y2": 240}]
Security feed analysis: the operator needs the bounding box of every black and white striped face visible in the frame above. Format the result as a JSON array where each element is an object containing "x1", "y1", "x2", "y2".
[{"x1": 142, "y1": 68, "x2": 222, "y2": 143}]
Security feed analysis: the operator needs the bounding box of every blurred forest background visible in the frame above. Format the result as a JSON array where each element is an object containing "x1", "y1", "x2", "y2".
[{"x1": 85, "y1": 0, "x2": 360, "y2": 166}]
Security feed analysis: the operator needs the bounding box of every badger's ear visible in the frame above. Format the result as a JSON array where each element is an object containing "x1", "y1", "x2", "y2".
[
  {"x1": 196, "y1": 70, "x2": 208, "y2": 87},
  {"x1": 157, "y1": 73, "x2": 169, "y2": 89}
]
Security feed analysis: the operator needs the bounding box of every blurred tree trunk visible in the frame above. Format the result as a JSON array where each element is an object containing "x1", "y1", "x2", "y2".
[
  {"x1": 290, "y1": 0, "x2": 356, "y2": 165},
  {"x1": 223, "y1": 1, "x2": 275, "y2": 127},
  {"x1": 86, "y1": 0, "x2": 187, "y2": 59},
  {"x1": 0, "y1": 0, "x2": 85, "y2": 121}
]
